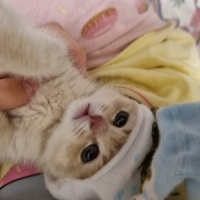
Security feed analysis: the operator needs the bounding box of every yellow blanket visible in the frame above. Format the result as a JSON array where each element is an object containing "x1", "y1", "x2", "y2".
[{"x1": 89, "y1": 23, "x2": 200, "y2": 107}]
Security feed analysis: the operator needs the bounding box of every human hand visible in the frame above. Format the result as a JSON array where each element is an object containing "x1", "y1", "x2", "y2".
[
  {"x1": 0, "y1": 22, "x2": 87, "y2": 111},
  {"x1": 42, "y1": 22, "x2": 87, "y2": 77}
]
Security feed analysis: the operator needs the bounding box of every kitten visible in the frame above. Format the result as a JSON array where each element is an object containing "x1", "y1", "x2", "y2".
[{"x1": 0, "y1": 0, "x2": 138, "y2": 183}]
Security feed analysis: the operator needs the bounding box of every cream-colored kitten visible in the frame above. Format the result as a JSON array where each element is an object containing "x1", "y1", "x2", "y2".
[{"x1": 0, "y1": 0, "x2": 138, "y2": 182}]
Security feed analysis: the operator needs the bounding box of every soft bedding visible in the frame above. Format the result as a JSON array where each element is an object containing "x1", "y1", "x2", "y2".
[{"x1": 1, "y1": 0, "x2": 200, "y2": 200}]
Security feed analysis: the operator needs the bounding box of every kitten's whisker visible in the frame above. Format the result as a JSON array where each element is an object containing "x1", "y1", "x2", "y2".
[
  {"x1": 73, "y1": 123, "x2": 85, "y2": 135},
  {"x1": 114, "y1": 74, "x2": 125, "y2": 92},
  {"x1": 101, "y1": 104, "x2": 108, "y2": 112}
]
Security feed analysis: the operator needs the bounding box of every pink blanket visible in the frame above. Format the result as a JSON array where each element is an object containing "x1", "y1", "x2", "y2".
[{"x1": 11, "y1": 0, "x2": 166, "y2": 69}]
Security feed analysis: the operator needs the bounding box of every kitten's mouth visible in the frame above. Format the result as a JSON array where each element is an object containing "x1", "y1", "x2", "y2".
[{"x1": 73, "y1": 103, "x2": 104, "y2": 130}]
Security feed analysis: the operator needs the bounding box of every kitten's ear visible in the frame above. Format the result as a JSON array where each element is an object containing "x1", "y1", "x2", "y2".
[{"x1": 0, "y1": 0, "x2": 72, "y2": 79}]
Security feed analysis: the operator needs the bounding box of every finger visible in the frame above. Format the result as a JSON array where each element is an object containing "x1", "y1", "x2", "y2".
[
  {"x1": 0, "y1": 79, "x2": 35, "y2": 111},
  {"x1": 42, "y1": 22, "x2": 87, "y2": 77}
]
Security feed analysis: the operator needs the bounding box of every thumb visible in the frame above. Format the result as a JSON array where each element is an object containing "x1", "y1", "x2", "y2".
[{"x1": 0, "y1": 79, "x2": 35, "y2": 111}]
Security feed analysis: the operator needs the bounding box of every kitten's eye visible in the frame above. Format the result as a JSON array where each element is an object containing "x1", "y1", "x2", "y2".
[
  {"x1": 113, "y1": 111, "x2": 129, "y2": 127},
  {"x1": 81, "y1": 144, "x2": 99, "y2": 163}
]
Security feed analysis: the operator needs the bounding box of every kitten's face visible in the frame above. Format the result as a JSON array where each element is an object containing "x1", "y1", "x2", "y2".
[{"x1": 44, "y1": 87, "x2": 139, "y2": 180}]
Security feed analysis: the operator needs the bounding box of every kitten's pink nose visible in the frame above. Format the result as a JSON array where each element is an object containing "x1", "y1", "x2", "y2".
[{"x1": 90, "y1": 116, "x2": 104, "y2": 130}]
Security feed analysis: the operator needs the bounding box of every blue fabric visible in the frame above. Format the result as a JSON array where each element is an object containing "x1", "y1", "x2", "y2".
[{"x1": 152, "y1": 102, "x2": 200, "y2": 199}]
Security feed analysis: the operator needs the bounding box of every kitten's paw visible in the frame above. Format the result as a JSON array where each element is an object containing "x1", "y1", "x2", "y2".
[{"x1": 0, "y1": 0, "x2": 73, "y2": 79}]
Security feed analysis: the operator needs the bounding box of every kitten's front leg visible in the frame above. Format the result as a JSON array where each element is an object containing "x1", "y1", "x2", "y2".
[{"x1": 0, "y1": 0, "x2": 72, "y2": 79}]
